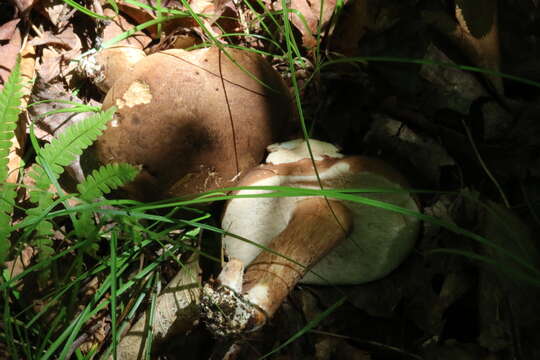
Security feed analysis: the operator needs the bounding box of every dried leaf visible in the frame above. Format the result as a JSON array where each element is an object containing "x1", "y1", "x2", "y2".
[
  {"x1": 423, "y1": 1, "x2": 502, "y2": 95},
  {"x1": 422, "y1": 340, "x2": 497, "y2": 360},
  {"x1": 455, "y1": 0, "x2": 502, "y2": 93},
  {"x1": 0, "y1": 26, "x2": 21, "y2": 88},
  {"x1": 4, "y1": 246, "x2": 36, "y2": 280},
  {"x1": 363, "y1": 115, "x2": 455, "y2": 188},
  {"x1": 29, "y1": 81, "x2": 101, "y2": 142},
  {"x1": 38, "y1": 0, "x2": 72, "y2": 27},
  {"x1": 32, "y1": 24, "x2": 82, "y2": 82},
  {"x1": 0, "y1": 19, "x2": 20, "y2": 41},
  {"x1": 13, "y1": 0, "x2": 36, "y2": 13},
  {"x1": 29, "y1": 28, "x2": 81, "y2": 50},
  {"x1": 101, "y1": 8, "x2": 151, "y2": 48},
  {"x1": 274, "y1": 0, "x2": 338, "y2": 50},
  {"x1": 419, "y1": 44, "x2": 487, "y2": 114},
  {"x1": 289, "y1": 0, "x2": 319, "y2": 49},
  {"x1": 329, "y1": 0, "x2": 372, "y2": 56},
  {"x1": 114, "y1": 255, "x2": 201, "y2": 358},
  {"x1": 36, "y1": 48, "x2": 61, "y2": 82}
]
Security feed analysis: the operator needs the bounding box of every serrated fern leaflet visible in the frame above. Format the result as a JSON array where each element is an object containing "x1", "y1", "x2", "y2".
[
  {"x1": 29, "y1": 107, "x2": 116, "y2": 198},
  {"x1": 25, "y1": 107, "x2": 116, "y2": 270},
  {"x1": 77, "y1": 163, "x2": 139, "y2": 202},
  {"x1": 0, "y1": 59, "x2": 23, "y2": 265}
]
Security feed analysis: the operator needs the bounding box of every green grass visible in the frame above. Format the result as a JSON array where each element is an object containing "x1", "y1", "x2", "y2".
[{"x1": 2, "y1": 0, "x2": 540, "y2": 359}]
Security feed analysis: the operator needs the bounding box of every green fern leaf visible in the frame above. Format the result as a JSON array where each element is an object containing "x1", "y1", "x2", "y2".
[
  {"x1": 23, "y1": 107, "x2": 116, "y2": 269},
  {"x1": 0, "y1": 60, "x2": 22, "y2": 177},
  {"x1": 74, "y1": 163, "x2": 139, "y2": 256},
  {"x1": 77, "y1": 163, "x2": 139, "y2": 201},
  {"x1": 28, "y1": 107, "x2": 116, "y2": 202},
  {"x1": 0, "y1": 59, "x2": 23, "y2": 264}
]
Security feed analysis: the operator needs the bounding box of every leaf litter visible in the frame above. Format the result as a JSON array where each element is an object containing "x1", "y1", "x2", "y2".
[{"x1": 1, "y1": 0, "x2": 540, "y2": 359}]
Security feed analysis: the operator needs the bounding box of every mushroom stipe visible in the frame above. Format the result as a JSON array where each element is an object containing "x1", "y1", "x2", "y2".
[{"x1": 201, "y1": 139, "x2": 421, "y2": 336}]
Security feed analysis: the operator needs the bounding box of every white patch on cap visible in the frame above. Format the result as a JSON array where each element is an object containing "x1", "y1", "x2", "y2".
[
  {"x1": 266, "y1": 139, "x2": 344, "y2": 164},
  {"x1": 115, "y1": 80, "x2": 152, "y2": 109},
  {"x1": 246, "y1": 284, "x2": 270, "y2": 308}
]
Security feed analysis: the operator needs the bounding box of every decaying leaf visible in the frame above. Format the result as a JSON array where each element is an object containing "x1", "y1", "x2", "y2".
[
  {"x1": 12, "y1": 0, "x2": 36, "y2": 13},
  {"x1": 273, "y1": 0, "x2": 338, "y2": 50},
  {"x1": 363, "y1": 114, "x2": 455, "y2": 189},
  {"x1": 100, "y1": 8, "x2": 152, "y2": 49},
  {"x1": 4, "y1": 246, "x2": 36, "y2": 280},
  {"x1": 0, "y1": 24, "x2": 21, "y2": 88},
  {"x1": 423, "y1": 0, "x2": 502, "y2": 94},
  {"x1": 330, "y1": 0, "x2": 409, "y2": 56},
  {"x1": 113, "y1": 255, "x2": 201, "y2": 359},
  {"x1": 37, "y1": 0, "x2": 73, "y2": 28},
  {"x1": 29, "y1": 81, "x2": 100, "y2": 142},
  {"x1": 0, "y1": 19, "x2": 20, "y2": 41},
  {"x1": 31, "y1": 23, "x2": 82, "y2": 82},
  {"x1": 29, "y1": 27, "x2": 82, "y2": 50},
  {"x1": 419, "y1": 44, "x2": 487, "y2": 114}
]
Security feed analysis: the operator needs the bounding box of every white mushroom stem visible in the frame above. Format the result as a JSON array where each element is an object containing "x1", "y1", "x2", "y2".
[{"x1": 202, "y1": 197, "x2": 352, "y2": 336}]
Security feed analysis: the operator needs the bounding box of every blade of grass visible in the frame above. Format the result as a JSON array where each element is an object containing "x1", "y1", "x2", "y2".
[
  {"x1": 110, "y1": 230, "x2": 118, "y2": 360},
  {"x1": 62, "y1": 0, "x2": 111, "y2": 20}
]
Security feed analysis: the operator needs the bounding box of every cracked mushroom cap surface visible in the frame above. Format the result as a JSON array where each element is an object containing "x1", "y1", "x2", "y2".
[
  {"x1": 221, "y1": 139, "x2": 421, "y2": 285},
  {"x1": 94, "y1": 47, "x2": 292, "y2": 200}
]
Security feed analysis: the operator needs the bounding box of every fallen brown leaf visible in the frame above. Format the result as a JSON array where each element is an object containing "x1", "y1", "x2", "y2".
[
  {"x1": 423, "y1": 0, "x2": 502, "y2": 94},
  {"x1": 29, "y1": 27, "x2": 81, "y2": 50},
  {"x1": 32, "y1": 24, "x2": 82, "y2": 82},
  {"x1": 4, "y1": 246, "x2": 36, "y2": 280},
  {"x1": 289, "y1": 0, "x2": 319, "y2": 49},
  {"x1": 0, "y1": 25, "x2": 21, "y2": 88},
  {"x1": 0, "y1": 19, "x2": 20, "y2": 40},
  {"x1": 329, "y1": 0, "x2": 372, "y2": 56},
  {"x1": 37, "y1": 0, "x2": 73, "y2": 27},
  {"x1": 13, "y1": 0, "x2": 36, "y2": 13},
  {"x1": 273, "y1": 0, "x2": 338, "y2": 50},
  {"x1": 114, "y1": 255, "x2": 201, "y2": 359},
  {"x1": 29, "y1": 80, "x2": 101, "y2": 142},
  {"x1": 101, "y1": 7, "x2": 152, "y2": 49}
]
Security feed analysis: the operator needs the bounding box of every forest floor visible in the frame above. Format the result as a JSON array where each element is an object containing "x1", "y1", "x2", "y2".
[{"x1": 1, "y1": 0, "x2": 540, "y2": 359}]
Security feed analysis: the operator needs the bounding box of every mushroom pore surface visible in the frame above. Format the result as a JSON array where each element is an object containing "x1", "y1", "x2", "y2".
[
  {"x1": 94, "y1": 47, "x2": 292, "y2": 200},
  {"x1": 221, "y1": 139, "x2": 421, "y2": 285}
]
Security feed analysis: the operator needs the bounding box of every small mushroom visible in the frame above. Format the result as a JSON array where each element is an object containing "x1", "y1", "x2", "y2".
[
  {"x1": 93, "y1": 47, "x2": 292, "y2": 200},
  {"x1": 201, "y1": 138, "x2": 421, "y2": 336}
]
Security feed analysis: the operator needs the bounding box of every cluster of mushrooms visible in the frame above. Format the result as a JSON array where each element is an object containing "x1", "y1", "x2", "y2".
[{"x1": 88, "y1": 41, "x2": 421, "y2": 340}]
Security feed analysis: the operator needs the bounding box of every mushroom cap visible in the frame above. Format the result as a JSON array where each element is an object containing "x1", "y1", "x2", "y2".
[
  {"x1": 94, "y1": 47, "x2": 292, "y2": 200},
  {"x1": 221, "y1": 139, "x2": 421, "y2": 285},
  {"x1": 94, "y1": 46, "x2": 147, "y2": 92},
  {"x1": 91, "y1": 8, "x2": 151, "y2": 92}
]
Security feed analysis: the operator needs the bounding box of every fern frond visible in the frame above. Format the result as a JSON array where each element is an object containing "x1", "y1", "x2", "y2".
[
  {"x1": 22, "y1": 108, "x2": 116, "y2": 270},
  {"x1": 74, "y1": 163, "x2": 139, "y2": 256},
  {"x1": 0, "y1": 59, "x2": 22, "y2": 178},
  {"x1": 28, "y1": 107, "x2": 116, "y2": 203},
  {"x1": 0, "y1": 59, "x2": 23, "y2": 264},
  {"x1": 77, "y1": 163, "x2": 139, "y2": 202}
]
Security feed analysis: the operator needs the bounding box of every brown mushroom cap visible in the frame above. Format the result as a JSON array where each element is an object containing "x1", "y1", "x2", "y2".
[
  {"x1": 201, "y1": 139, "x2": 420, "y2": 337},
  {"x1": 221, "y1": 139, "x2": 420, "y2": 285},
  {"x1": 79, "y1": 8, "x2": 151, "y2": 93},
  {"x1": 94, "y1": 47, "x2": 292, "y2": 200}
]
